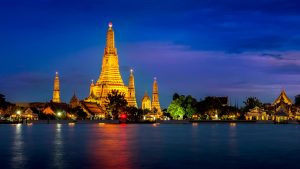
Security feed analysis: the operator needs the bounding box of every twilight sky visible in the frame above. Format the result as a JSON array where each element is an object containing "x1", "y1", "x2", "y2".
[{"x1": 1, "y1": 0, "x2": 300, "y2": 108}]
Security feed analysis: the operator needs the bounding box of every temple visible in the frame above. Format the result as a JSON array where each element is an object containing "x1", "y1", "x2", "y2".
[
  {"x1": 273, "y1": 89, "x2": 292, "y2": 107},
  {"x1": 127, "y1": 69, "x2": 137, "y2": 107},
  {"x1": 84, "y1": 22, "x2": 162, "y2": 112},
  {"x1": 142, "y1": 92, "x2": 151, "y2": 110},
  {"x1": 52, "y1": 72, "x2": 61, "y2": 103},
  {"x1": 272, "y1": 89, "x2": 292, "y2": 122},
  {"x1": 151, "y1": 78, "x2": 162, "y2": 114},
  {"x1": 69, "y1": 93, "x2": 80, "y2": 108}
]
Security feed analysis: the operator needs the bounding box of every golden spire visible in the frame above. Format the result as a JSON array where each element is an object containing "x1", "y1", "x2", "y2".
[
  {"x1": 105, "y1": 21, "x2": 117, "y2": 55},
  {"x1": 151, "y1": 77, "x2": 161, "y2": 113},
  {"x1": 52, "y1": 72, "x2": 61, "y2": 103},
  {"x1": 127, "y1": 69, "x2": 137, "y2": 107},
  {"x1": 87, "y1": 22, "x2": 128, "y2": 106},
  {"x1": 98, "y1": 22, "x2": 125, "y2": 85}
]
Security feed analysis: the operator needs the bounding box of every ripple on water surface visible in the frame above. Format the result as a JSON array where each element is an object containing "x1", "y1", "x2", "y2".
[{"x1": 0, "y1": 124, "x2": 299, "y2": 169}]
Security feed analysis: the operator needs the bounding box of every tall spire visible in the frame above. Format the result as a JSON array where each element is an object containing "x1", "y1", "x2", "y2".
[
  {"x1": 87, "y1": 22, "x2": 128, "y2": 106},
  {"x1": 152, "y1": 77, "x2": 161, "y2": 114},
  {"x1": 98, "y1": 22, "x2": 124, "y2": 85},
  {"x1": 105, "y1": 21, "x2": 117, "y2": 55},
  {"x1": 127, "y1": 69, "x2": 137, "y2": 107},
  {"x1": 52, "y1": 72, "x2": 61, "y2": 103}
]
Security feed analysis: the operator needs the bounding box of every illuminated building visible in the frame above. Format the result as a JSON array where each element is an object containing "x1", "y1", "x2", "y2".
[
  {"x1": 43, "y1": 106, "x2": 55, "y2": 115},
  {"x1": 85, "y1": 22, "x2": 132, "y2": 106},
  {"x1": 151, "y1": 78, "x2": 162, "y2": 114},
  {"x1": 142, "y1": 92, "x2": 151, "y2": 110},
  {"x1": 10, "y1": 108, "x2": 38, "y2": 120},
  {"x1": 127, "y1": 69, "x2": 137, "y2": 107},
  {"x1": 245, "y1": 106, "x2": 269, "y2": 120},
  {"x1": 69, "y1": 93, "x2": 80, "y2": 108},
  {"x1": 52, "y1": 72, "x2": 61, "y2": 103},
  {"x1": 272, "y1": 89, "x2": 292, "y2": 122}
]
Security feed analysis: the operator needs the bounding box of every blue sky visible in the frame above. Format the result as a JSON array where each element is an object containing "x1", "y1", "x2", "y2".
[{"x1": 1, "y1": 0, "x2": 300, "y2": 107}]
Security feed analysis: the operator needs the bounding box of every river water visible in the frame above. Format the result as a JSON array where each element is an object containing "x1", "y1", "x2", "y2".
[{"x1": 0, "y1": 123, "x2": 299, "y2": 169}]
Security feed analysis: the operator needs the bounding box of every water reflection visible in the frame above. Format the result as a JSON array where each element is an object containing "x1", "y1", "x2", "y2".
[
  {"x1": 192, "y1": 123, "x2": 198, "y2": 127},
  {"x1": 230, "y1": 123, "x2": 237, "y2": 127},
  {"x1": 228, "y1": 123, "x2": 239, "y2": 159},
  {"x1": 2, "y1": 123, "x2": 299, "y2": 169},
  {"x1": 53, "y1": 124, "x2": 65, "y2": 169},
  {"x1": 11, "y1": 124, "x2": 25, "y2": 169},
  {"x1": 68, "y1": 122, "x2": 75, "y2": 127},
  {"x1": 152, "y1": 123, "x2": 160, "y2": 127},
  {"x1": 89, "y1": 125, "x2": 133, "y2": 169}
]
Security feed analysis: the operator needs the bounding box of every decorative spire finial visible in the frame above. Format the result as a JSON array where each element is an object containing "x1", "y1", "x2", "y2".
[
  {"x1": 130, "y1": 68, "x2": 133, "y2": 74},
  {"x1": 108, "y1": 22, "x2": 113, "y2": 28}
]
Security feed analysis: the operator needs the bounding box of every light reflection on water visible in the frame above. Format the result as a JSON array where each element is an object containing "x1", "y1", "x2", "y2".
[
  {"x1": 0, "y1": 124, "x2": 300, "y2": 169},
  {"x1": 53, "y1": 124, "x2": 64, "y2": 169},
  {"x1": 11, "y1": 124, "x2": 25, "y2": 169}
]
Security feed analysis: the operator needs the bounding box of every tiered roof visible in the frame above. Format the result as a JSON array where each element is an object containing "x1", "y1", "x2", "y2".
[{"x1": 273, "y1": 90, "x2": 292, "y2": 105}]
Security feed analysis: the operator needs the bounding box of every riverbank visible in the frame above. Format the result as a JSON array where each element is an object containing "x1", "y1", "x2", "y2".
[{"x1": 2, "y1": 119, "x2": 299, "y2": 124}]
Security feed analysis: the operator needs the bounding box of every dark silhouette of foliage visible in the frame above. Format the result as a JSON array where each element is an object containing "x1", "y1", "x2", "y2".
[
  {"x1": 71, "y1": 106, "x2": 88, "y2": 120},
  {"x1": 105, "y1": 90, "x2": 128, "y2": 119},
  {"x1": 294, "y1": 95, "x2": 300, "y2": 106},
  {"x1": 0, "y1": 94, "x2": 12, "y2": 110},
  {"x1": 242, "y1": 97, "x2": 262, "y2": 112}
]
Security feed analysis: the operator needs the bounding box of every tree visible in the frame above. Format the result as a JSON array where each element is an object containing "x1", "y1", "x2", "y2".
[
  {"x1": 105, "y1": 90, "x2": 128, "y2": 119},
  {"x1": 295, "y1": 95, "x2": 300, "y2": 106},
  {"x1": 183, "y1": 95, "x2": 197, "y2": 118},
  {"x1": 167, "y1": 99, "x2": 185, "y2": 120},
  {"x1": 71, "y1": 106, "x2": 88, "y2": 120},
  {"x1": 0, "y1": 94, "x2": 11, "y2": 110},
  {"x1": 168, "y1": 93, "x2": 198, "y2": 120},
  {"x1": 125, "y1": 106, "x2": 139, "y2": 121},
  {"x1": 172, "y1": 93, "x2": 180, "y2": 101},
  {"x1": 243, "y1": 97, "x2": 262, "y2": 112}
]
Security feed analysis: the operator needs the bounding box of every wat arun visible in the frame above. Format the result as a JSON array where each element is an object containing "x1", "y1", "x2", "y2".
[{"x1": 84, "y1": 22, "x2": 161, "y2": 112}]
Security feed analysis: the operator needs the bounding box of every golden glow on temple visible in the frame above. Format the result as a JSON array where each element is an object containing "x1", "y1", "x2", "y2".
[
  {"x1": 52, "y1": 72, "x2": 61, "y2": 103},
  {"x1": 85, "y1": 22, "x2": 161, "y2": 111},
  {"x1": 86, "y1": 22, "x2": 128, "y2": 105},
  {"x1": 273, "y1": 89, "x2": 292, "y2": 105},
  {"x1": 151, "y1": 77, "x2": 162, "y2": 114},
  {"x1": 127, "y1": 69, "x2": 137, "y2": 107},
  {"x1": 142, "y1": 91, "x2": 151, "y2": 110}
]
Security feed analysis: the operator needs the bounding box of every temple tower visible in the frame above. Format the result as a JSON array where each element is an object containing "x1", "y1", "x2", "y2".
[
  {"x1": 89, "y1": 22, "x2": 128, "y2": 105},
  {"x1": 151, "y1": 77, "x2": 161, "y2": 113},
  {"x1": 127, "y1": 69, "x2": 137, "y2": 107},
  {"x1": 70, "y1": 92, "x2": 80, "y2": 108},
  {"x1": 142, "y1": 91, "x2": 151, "y2": 110},
  {"x1": 52, "y1": 72, "x2": 61, "y2": 103}
]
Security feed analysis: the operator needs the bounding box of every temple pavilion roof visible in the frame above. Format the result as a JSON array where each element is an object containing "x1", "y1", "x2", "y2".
[
  {"x1": 273, "y1": 90, "x2": 292, "y2": 106},
  {"x1": 70, "y1": 93, "x2": 79, "y2": 103},
  {"x1": 81, "y1": 102, "x2": 105, "y2": 116}
]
